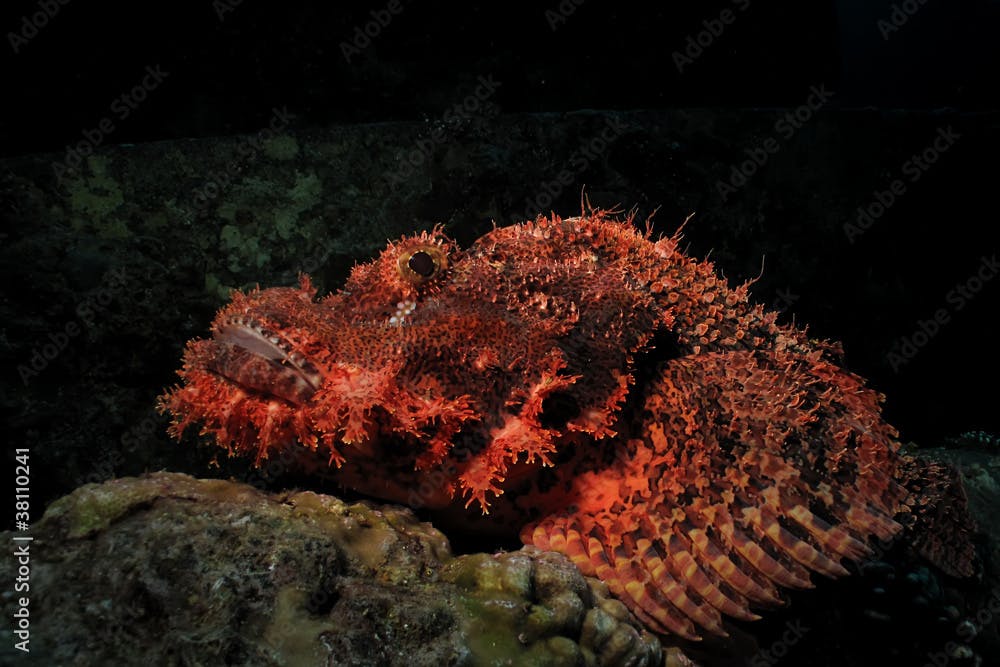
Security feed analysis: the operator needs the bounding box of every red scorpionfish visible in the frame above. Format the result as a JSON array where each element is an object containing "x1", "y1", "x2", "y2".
[{"x1": 160, "y1": 210, "x2": 975, "y2": 641}]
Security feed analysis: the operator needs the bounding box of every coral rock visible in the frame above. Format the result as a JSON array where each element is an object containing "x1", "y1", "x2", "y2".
[{"x1": 0, "y1": 472, "x2": 660, "y2": 667}]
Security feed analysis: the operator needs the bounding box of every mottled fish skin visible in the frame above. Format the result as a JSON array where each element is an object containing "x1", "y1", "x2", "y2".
[{"x1": 160, "y1": 210, "x2": 973, "y2": 640}]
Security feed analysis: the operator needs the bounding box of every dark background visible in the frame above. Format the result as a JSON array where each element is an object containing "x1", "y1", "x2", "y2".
[{"x1": 2, "y1": 1, "x2": 999, "y2": 154}]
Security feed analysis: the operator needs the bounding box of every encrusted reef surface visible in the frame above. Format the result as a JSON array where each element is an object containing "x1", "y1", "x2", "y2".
[{"x1": 0, "y1": 472, "x2": 663, "y2": 667}]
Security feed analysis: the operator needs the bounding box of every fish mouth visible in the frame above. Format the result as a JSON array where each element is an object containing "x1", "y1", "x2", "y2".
[{"x1": 207, "y1": 317, "x2": 322, "y2": 405}]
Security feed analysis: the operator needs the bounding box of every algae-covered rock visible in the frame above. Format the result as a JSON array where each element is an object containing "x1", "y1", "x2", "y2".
[{"x1": 0, "y1": 472, "x2": 661, "y2": 666}]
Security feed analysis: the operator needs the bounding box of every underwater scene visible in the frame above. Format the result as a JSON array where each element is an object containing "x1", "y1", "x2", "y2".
[{"x1": 2, "y1": 3, "x2": 999, "y2": 666}]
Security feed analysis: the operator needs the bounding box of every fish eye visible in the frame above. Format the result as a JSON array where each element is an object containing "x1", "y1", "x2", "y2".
[
  {"x1": 407, "y1": 250, "x2": 436, "y2": 277},
  {"x1": 397, "y1": 244, "x2": 448, "y2": 285}
]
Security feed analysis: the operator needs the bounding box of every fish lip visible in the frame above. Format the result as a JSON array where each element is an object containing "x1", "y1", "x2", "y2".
[{"x1": 208, "y1": 317, "x2": 322, "y2": 403}]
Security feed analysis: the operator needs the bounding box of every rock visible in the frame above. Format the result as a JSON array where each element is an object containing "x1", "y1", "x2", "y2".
[{"x1": 0, "y1": 472, "x2": 661, "y2": 666}]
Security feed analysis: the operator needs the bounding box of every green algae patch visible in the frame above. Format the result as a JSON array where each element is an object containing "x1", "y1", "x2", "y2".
[
  {"x1": 66, "y1": 156, "x2": 126, "y2": 234},
  {"x1": 286, "y1": 490, "x2": 451, "y2": 580},
  {"x1": 274, "y1": 171, "x2": 322, "y2": 240},
  {"x1": 262, "y1": 587, "x2": 330, "y2": 665},
  {"x1": 219, "y1": 221, "x2": 271, "y2": 271},
  {"x1": 209, "y1": 171, "x2": 323, "y2": 272},
  {"x1": 204, "y1": 271, "x2": 234, "y2": 301},
  {"x1": 455, "y1": 590, "x2": 587, "y2": 667},
  {"x1": 263, "y1": 134, "x2": 300, "y2": 161},
  {"x1": 40, "y1": 473, "x2": 275, "y2": 539},
  {"x1": 454, "y1": 593, "x2": 530, "y2": 665},
  {"x1": 41, "y1": 474, "x2": 169, "y2": 538}
]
